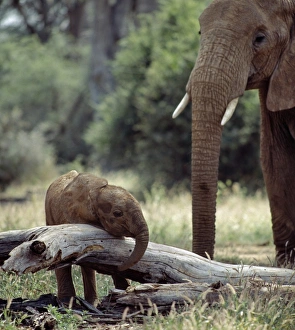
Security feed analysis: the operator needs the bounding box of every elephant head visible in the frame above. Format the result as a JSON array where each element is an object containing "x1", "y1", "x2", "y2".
[
  {"x1": 45, "y1": 170, "x2": 149, "y2": 305},
  {"x1": 174, "y1": 0, "x2": 295, "y2": 263}
]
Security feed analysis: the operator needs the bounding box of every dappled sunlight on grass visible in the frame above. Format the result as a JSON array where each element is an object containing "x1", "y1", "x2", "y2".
[
  {"x1": 141, "y1": 184, "x2": 192, "y2": 251},
  {"x1": 215, "y1": 193, "x2": 274, "y2": 265},
  {"x1": 140, "y1": 182, "x2": 274, "y2": 266},
  {"x1": 216, "y1": 194, "x2": 272, "y2": 246}
]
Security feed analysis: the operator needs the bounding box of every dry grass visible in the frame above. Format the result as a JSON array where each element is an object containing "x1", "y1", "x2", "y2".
[
  {"x1": 0, "y1": 195, "x2": 45, "y2": 231},
  {"x1": 215, "y1": 192, "x2": 275, "y2": 266}
]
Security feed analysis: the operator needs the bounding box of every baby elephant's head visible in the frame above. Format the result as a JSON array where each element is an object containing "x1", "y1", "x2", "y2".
[{"x1": 90, "y1": 182, "x2": 149, "y2": 271}]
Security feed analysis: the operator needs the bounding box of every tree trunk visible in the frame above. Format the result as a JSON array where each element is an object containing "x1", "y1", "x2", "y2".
[
  {"x1": 88, "y1": 0, "x2": 158, "y2": 103},
  {"x1": 1, "y1": 224, "x2": 294, "y2": 286},
  {"x1": 67, "y1": 1, "x2": 87, "y2": 40}
]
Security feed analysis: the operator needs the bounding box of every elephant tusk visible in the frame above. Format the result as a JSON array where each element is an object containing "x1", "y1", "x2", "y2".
[
  {"x1": 172, "y1": 93, "x2": 190, "y2": 118},
  {"x1": 221, "y1": 97, "x2": 239, "y2": 126}
]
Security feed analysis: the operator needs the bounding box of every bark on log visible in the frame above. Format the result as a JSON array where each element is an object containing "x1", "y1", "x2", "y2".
[{"x1": 1, "y1": 224, "x2": 295, "y2": 287}]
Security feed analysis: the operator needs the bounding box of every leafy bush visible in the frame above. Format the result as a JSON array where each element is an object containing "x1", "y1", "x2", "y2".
[
  {"x1": 86, "y1": 0, "x2": 262, "y2": 192},
  {"x1": 0, "y1": 34, "x2": 85, "y2": 126},
  {"x1": 0, "y1": 109, "x2": 56, "y2": 190},
  {"x1": 0, "y1": 33, "x2": 91, "y2": 164}
]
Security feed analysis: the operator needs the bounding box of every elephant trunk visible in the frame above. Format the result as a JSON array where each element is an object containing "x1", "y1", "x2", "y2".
[
  {"x1": 190, "y1": 32, "x2": 249, "y2": 258},
  {"x1": 191, "y1": 78, "x2": 223, "y2": 258},
  {"x1": 118, "y1": 212, "x2": 149, "y2": 271}
]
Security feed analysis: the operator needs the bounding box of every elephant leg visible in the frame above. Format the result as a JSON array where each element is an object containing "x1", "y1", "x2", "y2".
[
  {"x1": 81, "y1": 266, "x2": 99, "y2": 306},
  {"x1": 55, "y1": 266, "x2": 76, "y2": 304},
  {"x1": 111, "y1": 275, "x2": 130, "y2": 290},
  {"x1": 260, "y1": 105, "x2": 295, "y2": 265}
]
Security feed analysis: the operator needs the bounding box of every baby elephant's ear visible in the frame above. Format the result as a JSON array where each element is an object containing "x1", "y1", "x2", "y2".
[
  {"x1": 63, "y1": 173, "x2": 108, "y2": 221},
  {"x1": 89, "y1": 175, "x2": 108, "y2": 190},
  {"x1": 88, "y1": 175, "x2": 108, "y2": 201}
]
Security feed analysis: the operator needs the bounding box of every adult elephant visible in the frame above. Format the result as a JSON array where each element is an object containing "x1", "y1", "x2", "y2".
[{"x1": 173, "y1": 0, "x2": 295, "y2": 265}]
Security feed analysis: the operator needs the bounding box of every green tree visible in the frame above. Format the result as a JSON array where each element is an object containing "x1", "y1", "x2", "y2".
[
  {"x1": 0, "y1": 0, "x2": 160, "y2": 168},
  {"x1": 0, "y1": 0, "x2": 87, "y2": 43},
  {"x1": 86, "y1": 0, "x2": 262, "y2": 191},
  {"x1": 0, "y1": 33, "x2": 91, "y2": 188},
  {"x1": 0, "y1": 34, "x2": 91, "y2": 162},
  {"x1": 86, "y1": 0, "x2": 205, "y2": 187}
]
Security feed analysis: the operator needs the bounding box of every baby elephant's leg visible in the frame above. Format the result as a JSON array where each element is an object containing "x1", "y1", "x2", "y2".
[
  {"x1": 55, "y1": 266, "x2": 76, "y2": 304},
  {"x1": 81, "y1": 266, "x2": 99, "y2": 306},
  {"x1": 112, "y1": 275, "x2": 131, "y2": 290}
]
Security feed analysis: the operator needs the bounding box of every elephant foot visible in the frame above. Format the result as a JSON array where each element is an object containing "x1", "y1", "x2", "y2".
[
  {"x1": 84, "y1": 295, "x2": 100, "y2": 308},
  {"x1": 57, "y1": 295, "x2": 77, "y2": 307},
  {"x1": 112, "y1": 274, "x2": 131, "y2": 290},
  {"x1": 276, "y1": 248, "x2": 295, "y2": 268}
]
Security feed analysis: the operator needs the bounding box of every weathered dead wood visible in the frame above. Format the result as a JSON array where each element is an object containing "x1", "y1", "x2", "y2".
[
  {"x1": 0, "y1": 227, "x2": 50, "y2": 265},
  {"x1": 100, "y1": 279, "x2": 295, "y2": 318},
  {"x1": 2, "y1": 224, "x2": 295, "y2": 323},
  {"x1": 1, "y1": 224, "x2": 295, "y2": 287}
]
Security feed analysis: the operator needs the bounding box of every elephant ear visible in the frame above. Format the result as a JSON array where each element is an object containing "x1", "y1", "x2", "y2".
[
  {"x1": 63, "y1": 173, "x2": 108, "y2": 222},
  {"x1": 267, "y1": 26, "x2": 295, "y2": 111}
]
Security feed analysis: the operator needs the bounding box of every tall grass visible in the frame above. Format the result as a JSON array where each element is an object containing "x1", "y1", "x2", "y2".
[{"x1": 0, "y1": 170, "x2": 291, "y2": 329}]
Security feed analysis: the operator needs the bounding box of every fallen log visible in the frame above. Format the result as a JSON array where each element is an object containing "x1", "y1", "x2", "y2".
[
  {"x1": 1, "y1": 224, "x2": 295, "y2": 286},
  {"x1": 0, "y1": 226, "x2": 50, "y2": 265},
  {"x1": 2, "y1": 224, "x2": 295, "y2": 323}
]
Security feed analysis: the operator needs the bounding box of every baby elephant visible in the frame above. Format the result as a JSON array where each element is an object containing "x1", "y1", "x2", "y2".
[{"x1": 45, "y1": 170, "x2": 149, "y2": 306}]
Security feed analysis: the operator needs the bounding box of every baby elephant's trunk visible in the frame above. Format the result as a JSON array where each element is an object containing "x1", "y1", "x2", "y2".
[{"x1": 118, "y1": 212, "x2": 149, "y2": 271}]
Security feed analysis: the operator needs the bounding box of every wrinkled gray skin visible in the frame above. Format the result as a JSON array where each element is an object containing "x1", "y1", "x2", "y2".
[
  {"x1": 179, "y1": 0, "x2": 295, "y2": 265},
  {"x1": 45, "y1": 170, "x2": 149, "y2": 306}
]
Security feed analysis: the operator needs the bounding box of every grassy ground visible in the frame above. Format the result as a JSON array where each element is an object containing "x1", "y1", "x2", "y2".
[{"x1": 0, "y1": 172, "x2": 293, "y2": 329}]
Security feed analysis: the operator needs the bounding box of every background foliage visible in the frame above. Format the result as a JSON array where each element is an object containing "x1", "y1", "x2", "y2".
[
  {"x1": 85, "y1": 0, "x2": 202, "y2": 188},
  {"x1": 85, "y1": 0, "x2": 261, "y2": 190},
  {"x1": 0, "y1": 0, "x2": 262, "y2": 193}
]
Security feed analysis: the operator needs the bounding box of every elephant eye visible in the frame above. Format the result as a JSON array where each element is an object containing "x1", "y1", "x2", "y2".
[
  {"x1": 253, "y1": 32, "x2": 266, "y2": 47},
  {"x1": 113, "y1": 210, "x2": 123, "y2": 217}
]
